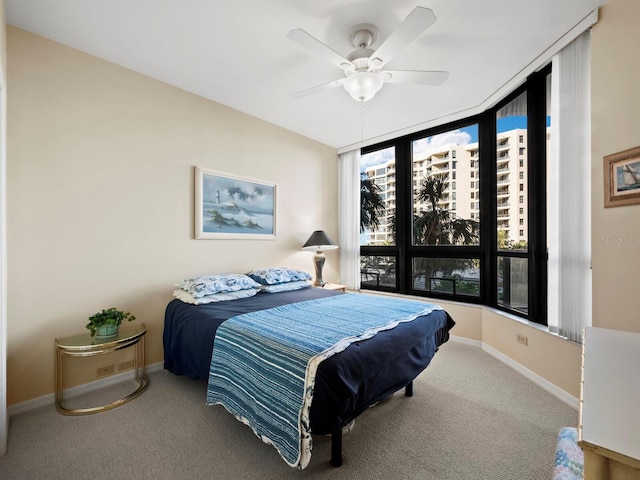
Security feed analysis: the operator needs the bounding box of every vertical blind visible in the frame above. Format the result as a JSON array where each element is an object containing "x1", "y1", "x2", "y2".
[
  {"x1": 338, "y1": 149, "x2": 361, "y2": 290},
  {"x1": 548, "y1": 31, "x2": 592, "y2": 342}
]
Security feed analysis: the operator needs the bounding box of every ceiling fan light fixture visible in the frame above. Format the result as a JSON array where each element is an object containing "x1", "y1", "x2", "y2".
[{"x1": 343, "y1": 71, "x2": 383, "y2": 102}]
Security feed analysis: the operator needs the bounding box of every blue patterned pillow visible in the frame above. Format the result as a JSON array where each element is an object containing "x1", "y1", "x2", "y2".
[
  {"x1": 247, "y1": 267, "x2": 312, "y2": 286},
  {"x1": 177, "y1": 274, "x2": 261, "y2": 299},
  {"x1": 173, "y1": 288, "x2": 259, "y2": 304},
  {"x1": 260, "y1": 280, "x2": 312, "y2": 293}
]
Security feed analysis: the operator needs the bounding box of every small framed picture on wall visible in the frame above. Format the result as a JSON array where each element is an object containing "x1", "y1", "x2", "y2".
[{"x1": 604, "y1": 146, "x2": 640, "y2": 208}]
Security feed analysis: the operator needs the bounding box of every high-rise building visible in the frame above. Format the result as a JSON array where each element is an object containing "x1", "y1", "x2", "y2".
[{"x1": 361, "y1": 128, "x2": 528, "y2": 247}]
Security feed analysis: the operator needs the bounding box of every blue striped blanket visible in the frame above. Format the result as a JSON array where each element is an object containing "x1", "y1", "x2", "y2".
[{"x1": 206, "y1": 293, "x2": 442, "y2": 469}]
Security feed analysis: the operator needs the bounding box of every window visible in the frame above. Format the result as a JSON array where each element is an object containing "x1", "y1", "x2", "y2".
[
  {"x1": 360, "y1": 67, "x2": 549, "y2": 325},
  {"x1": 360, "y1": 147, "x2": 396, "y2": 248},
  {"x1": 410, "y1": 125, "x2": 479, "y2": 248}
]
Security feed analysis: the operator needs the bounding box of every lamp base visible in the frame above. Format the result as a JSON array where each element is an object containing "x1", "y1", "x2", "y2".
[{"x1": 313, "y1": 251, "x2": 326, "y2": 287}]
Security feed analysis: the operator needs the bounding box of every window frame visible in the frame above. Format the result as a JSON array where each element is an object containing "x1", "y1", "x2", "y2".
[{"x1": 360, "y1": 66, "x2": 549, "y2": 325}]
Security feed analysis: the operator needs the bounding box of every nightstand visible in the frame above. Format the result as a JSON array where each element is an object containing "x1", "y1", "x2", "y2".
[
  {"x1": 54, "y1": 323, "x2": 148, "y2": 415},
  {"x1": 321, "y1": 283, "x2": 347, "y2": 292}
]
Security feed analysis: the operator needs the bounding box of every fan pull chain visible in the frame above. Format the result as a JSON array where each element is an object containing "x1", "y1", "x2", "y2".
[{"x1": 360, "y1": 102, "x2": 366, "y2": 148}]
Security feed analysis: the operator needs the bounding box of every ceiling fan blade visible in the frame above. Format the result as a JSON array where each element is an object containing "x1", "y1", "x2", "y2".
[
  {"x1": 370, "y1": 7, "x2": 436, "y2": 70},
  {"x1": 287, "y1": 29, "x2": 353, "y2": 71},
  {"x1": 290, "y1": 78, "x2": 346, "y2": 98},
  {"x1": 383, "y1": 70, "x2": 449, "y2": 86}
]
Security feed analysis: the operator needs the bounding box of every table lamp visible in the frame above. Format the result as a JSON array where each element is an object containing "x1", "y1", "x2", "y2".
[{"x1": 302, "y1": 230, "x2": 338, "y2": 286}]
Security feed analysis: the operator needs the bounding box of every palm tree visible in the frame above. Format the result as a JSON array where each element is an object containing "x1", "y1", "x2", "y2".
[
  {"x1": 360, "y1": 175, "x2": 386, "y2": 233},
  {"x1": 414, "y1": 175, "x2": 479, "y2": 246},
  {"x1": 413, "y1": 175, "x2": 479, "y2": 293}
]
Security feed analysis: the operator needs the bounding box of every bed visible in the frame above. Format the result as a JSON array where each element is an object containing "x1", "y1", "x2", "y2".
[{"x1": 163, "y1": 286, "x2": 454, "y2": 468}]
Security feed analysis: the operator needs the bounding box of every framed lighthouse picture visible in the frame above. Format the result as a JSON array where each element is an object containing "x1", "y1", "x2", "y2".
[{"x1": 195, "y1": 166, "x2": 277, "y2": 239}]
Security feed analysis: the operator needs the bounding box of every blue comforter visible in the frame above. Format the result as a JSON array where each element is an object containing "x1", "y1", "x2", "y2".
[{"x1": 205, "y1": 293, "x2": 444, "y2": 469}]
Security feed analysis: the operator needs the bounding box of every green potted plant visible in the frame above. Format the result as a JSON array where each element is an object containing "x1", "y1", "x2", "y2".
[{"x1": 86, "y1": 307, "x2": 136, "y2": 337}]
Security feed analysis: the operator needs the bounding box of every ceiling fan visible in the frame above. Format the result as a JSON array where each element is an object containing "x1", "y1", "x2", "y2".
[{"x1": 287, "y1": 6, "x2": 449, "y2": 102}]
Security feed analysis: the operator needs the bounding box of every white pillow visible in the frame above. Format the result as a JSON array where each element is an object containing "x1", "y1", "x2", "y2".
[{"x1": 172, "y1": 288, "x2": 258, "y2": 305}]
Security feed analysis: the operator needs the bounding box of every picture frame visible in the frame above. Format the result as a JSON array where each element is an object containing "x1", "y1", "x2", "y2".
[
  {"x1": 194, "y1": 166, "x2": 276, "y2": 240},
  {"x1": 604, "y1": 146, "x2": 640, "y2": 208}
]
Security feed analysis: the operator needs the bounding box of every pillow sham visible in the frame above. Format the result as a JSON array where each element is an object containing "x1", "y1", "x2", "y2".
[
  {"x1": 259, "y1": 280, "x2": 312, "y2": 293},
  {"x1": 177, "y1": 273, "x2": 261, "y2": 299},
  {"x1": 247, "y1": 267, "x2": 312, "y2": 286},
  {"x1": 172, "y1": 287, "x2": 259, "y2": 305}
]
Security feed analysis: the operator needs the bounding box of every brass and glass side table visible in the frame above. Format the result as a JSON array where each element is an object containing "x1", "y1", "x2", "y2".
[{"x1": 55, "y1": 323, "x2": 148, "y2": 415}]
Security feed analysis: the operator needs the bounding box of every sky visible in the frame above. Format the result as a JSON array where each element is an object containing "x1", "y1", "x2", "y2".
[
  {"x1": 360, "y1": 116, "x2": 529, "y2": 172},
  {"x1": 202, "y1": 173, "x2": 274, "y2": 213}
]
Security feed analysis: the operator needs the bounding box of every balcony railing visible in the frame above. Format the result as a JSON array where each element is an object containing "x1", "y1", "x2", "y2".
[{"x1": 411, "y1": 275, "x2": 480, "y2": 297}]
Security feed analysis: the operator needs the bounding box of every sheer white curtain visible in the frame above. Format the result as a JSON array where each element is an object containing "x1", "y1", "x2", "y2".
[
  {"x1": 547, "y1": 31, "x2": 592, "y2": 342},
  {"x1": 338, "y1": 149, "x2": 361, "y2": 290}
]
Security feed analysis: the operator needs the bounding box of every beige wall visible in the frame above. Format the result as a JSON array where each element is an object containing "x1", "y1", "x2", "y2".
[
  {"x1": 6, "y1": 26, "x2": 338, "y2": 405},
  {"x1": 591, "y1": 0, "x2": 640, "y2": 333},
  {"x1": 5, "y1": 0, "x2": 638, "y2": 409}
]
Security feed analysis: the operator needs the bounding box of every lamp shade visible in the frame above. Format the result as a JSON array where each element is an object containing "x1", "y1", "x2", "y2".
[{"x1": 302, "y1": 230, "x2": 338, "y2": 252}]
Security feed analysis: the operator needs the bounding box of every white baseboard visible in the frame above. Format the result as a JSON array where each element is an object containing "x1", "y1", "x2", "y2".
[
  {"x1": 8, "y1": 362, "x2": 164, "y2": 418},
  {"x1": 449, "y1": 335, "x2": 482, "y2": 348},
  {"x1": 10, "y1": 339, "x2": 579, "y2": 417},
  {"x1": 481, "y1": 343, "x2": 579, "y2": 410},
  {"x1": 448, "y1": 335, "x2": 578, "y2": 410}
]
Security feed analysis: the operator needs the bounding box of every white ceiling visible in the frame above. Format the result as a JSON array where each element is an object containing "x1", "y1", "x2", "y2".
[{"x1": 5, "y1": 0, "x2": 606, "y2": 150}]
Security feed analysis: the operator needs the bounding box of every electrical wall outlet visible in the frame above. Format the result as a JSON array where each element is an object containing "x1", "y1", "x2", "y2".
[
  {"x1": 516, "y1": 334, "x2": 528, "y2": 346},
  {"x1": 96, "y1": 364, "x2": 114, "y2": 377},
  {"x1": 118, "y1": 360, "x2": 135, "y2": 371}
]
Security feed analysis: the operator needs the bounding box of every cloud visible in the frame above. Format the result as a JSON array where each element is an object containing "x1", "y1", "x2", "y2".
[
  {"x1": 412, "y1": 130, "x2": 472, "y2": 155},
  {"x1": 360, "y1": 146, "x2": 395, "y2": 172},
  {"x1": 360, "y1": 129, "x2": 473, "y2": 172},
  {"x1": 226, "y1": 186, "x2": 266, "y2": 203}
]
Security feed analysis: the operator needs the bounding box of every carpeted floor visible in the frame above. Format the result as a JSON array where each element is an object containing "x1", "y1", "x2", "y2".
[{"x1": 0, "y1": 341, "x2": 578, "y2": 479}]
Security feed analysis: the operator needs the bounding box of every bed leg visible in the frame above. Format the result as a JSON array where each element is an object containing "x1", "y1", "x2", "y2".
[
  {"x1": 330, "y1": 431, "x2": 343, "y2": 467},
  {"x1": 405, "y1": 381, "x2": 413, "y2": 397}
]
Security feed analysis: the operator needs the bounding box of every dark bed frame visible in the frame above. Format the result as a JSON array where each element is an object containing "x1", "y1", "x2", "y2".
[{"x1": 329, "y1": 381, "x2": 413, "y2": 467}]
